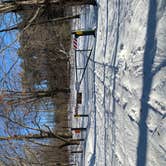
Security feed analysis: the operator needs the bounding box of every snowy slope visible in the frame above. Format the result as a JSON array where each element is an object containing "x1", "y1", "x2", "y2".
[{"x1": 71, "y1": 0, "x2": 166, "y2": 166}]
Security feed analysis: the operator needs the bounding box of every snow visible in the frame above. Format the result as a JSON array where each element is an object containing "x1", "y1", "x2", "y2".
[{"x1": 70, "y1": 0, "x2": 166, "y2": 165}]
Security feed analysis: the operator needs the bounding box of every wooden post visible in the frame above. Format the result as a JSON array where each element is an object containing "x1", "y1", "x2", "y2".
[
  {"x1": 71, "y1": 127, "x2": 86, "y2": 134},
  {"x1": 71, "y1": 138, "x2": 85, "y2": 142},
  {"x1": 71, "y1": 128, "x2": 87, "y2": 131},
  {"x1": 71, "y1": 150, "x2": 83, "y2": 154},
  {"x1": 74, "y1": 114, "x2": 89, "y2": 118},
  {"x1": 72, "y1": 29, "x2": 96, "y2": 38},
  {"x1": 77, "y1": 92, "x2": 82, "y2": 104},
  {"x1": 75, "y1": 105, "x2": 78, "y2": 115}
]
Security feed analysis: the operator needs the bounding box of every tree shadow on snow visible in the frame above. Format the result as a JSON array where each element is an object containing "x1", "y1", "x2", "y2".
[
  {"x1": 110, "y1": 0, "x2": 121, "y2": 165},
  {"x1": 137, "y1": 0, "x2": 157, "y2": 166}
]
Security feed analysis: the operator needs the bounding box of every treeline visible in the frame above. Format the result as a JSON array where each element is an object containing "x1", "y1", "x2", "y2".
[
  {"x1": 0, "y1": 1, "x2": 96, "y2": 165},
  {"x1": 0, "y1": 1, "x2": 97, "y2": 94},
  {"x1": 18, "y1": 2, "x2": 71, "y2": 93}
]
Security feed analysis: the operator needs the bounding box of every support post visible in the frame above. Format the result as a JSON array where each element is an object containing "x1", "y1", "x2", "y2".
[
  {"x1": 77, "y1": 92, "x2": 82, "y2": 104},
  {"x1": 71, "y1": 128, "x2": 87, "y2": 131},
  {"x1": 72, "y1": 29, "x2": 96, "y2": 38},
  {"x1": 71, "y1": 150, "x2": 83, "y2": 154},
  {"x1": 74, "y1": 114, "x2": 89, "y2": 118}
]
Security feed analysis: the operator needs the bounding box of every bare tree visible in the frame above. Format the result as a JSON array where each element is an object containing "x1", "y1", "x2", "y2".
[{"x1": 0, "y1": 0, "x2": 92, "y2": 165}]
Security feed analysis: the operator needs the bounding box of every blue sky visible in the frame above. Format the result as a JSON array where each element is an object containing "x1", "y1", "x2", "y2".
[{"x1": 0, "y1": 13, "x2": 22, "y2": 89}]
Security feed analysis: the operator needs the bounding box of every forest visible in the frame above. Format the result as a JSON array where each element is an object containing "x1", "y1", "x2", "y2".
[{"x1": 0, "y1": 0, "x2": 96, "y2": 165}]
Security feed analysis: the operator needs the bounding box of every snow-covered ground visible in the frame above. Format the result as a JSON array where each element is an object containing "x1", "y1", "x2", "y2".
[{"x1": 71, "y1": 0, "x2": 166, "y2": 166}]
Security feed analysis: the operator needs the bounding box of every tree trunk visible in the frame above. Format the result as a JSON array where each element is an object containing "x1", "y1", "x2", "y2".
[
  {"x1": 0, "y1": 131, "x2": 72, "y2": 141},
  {"x1": 0, "y1": 15, "x2": 80, "y2": 33},
  {"x1": 0, "y1": 0, "x2": 97, "y2": 13}
]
